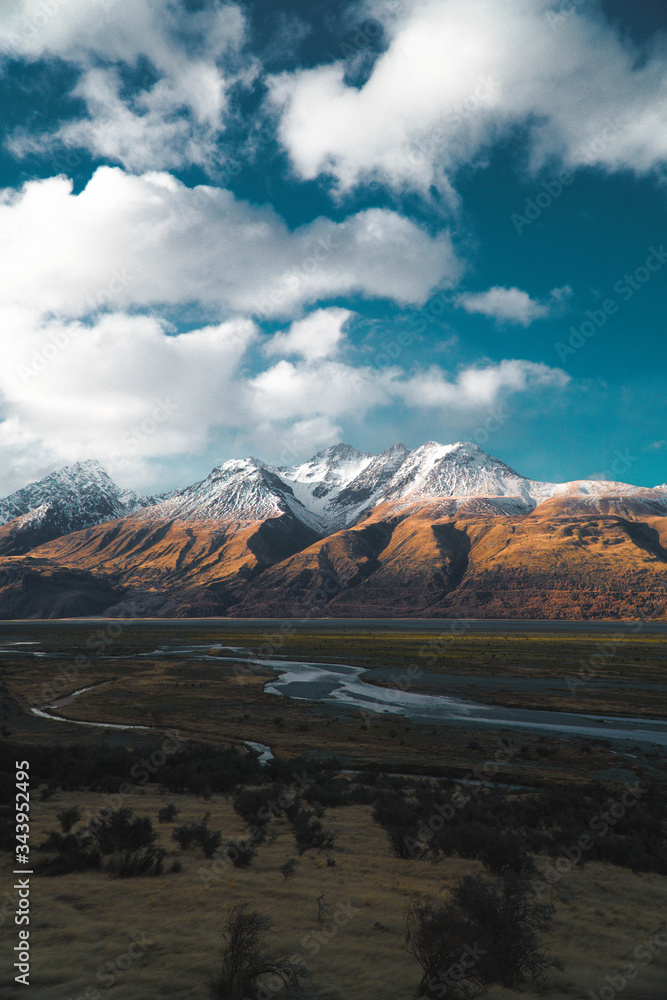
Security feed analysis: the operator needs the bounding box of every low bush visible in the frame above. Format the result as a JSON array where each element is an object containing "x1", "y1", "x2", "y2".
[
  {"x1": 158, "y1": 803, "x2": 179, "y2": 824},
  {"x1": 88, "y1": 808, "x2": 156, "y2": 855},
  {"x1": 57, "y1": 806, "x2": 81, "y2": 833},
  {"x1": 35, "y1": 832, "x2": 102, "y2": 876},
  {"x1": 291, "y1": 808, "x2": 335, "y2": 856},
  {"x1": 107, "y1": 847, "x2": 166, "y2": 878}
]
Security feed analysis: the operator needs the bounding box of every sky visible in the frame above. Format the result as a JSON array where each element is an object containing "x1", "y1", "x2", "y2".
[{"x1": 0, "y1": 0, "x2": 666, "y2": 496}]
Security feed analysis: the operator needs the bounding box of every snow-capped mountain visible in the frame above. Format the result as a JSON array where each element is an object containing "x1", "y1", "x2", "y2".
[
  {"x1": 1, "y1": 443, "x2": 666, "y2": 559},
  {"x1": 379, "y1": 441, "x2": 535, "y2": 507},
  {"x1": 277, "y1": 443, "x2": 410, "y2": 532},
  {"x1": 374, "y1": 441, "x2": 667, "y2": 515},
  {"x1": 138, "y1": 457, "x2": 321, "y2": 529},
  {"x1": 149, "y1": 440, "x2": 667, "y2": 531},
  {"x1": 0, "y1": 460, "x2": 147, "y2": 555},
  {"x1": 1, "y1": 442, "x2": 666, "y2": 621},
  {"x1": 311, "y1": 443, "x2": 412, "y2": 529}
]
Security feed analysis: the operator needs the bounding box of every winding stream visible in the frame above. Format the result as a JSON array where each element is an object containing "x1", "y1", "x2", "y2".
[{"x1": 21, "y1": 642, "x2": 667, "y2": 748}]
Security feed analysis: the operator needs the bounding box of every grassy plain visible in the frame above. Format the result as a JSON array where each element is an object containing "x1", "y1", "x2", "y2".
[
  {"x1": 1, "y1": 623, "x2": 666, "y2": 999},
  {"x1": 1, "y1": 786, "x2": 666, "y2": 1000}
]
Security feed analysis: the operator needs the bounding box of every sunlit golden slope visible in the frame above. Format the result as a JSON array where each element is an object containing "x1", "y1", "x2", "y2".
[{"x1": 0, "y1": 498, "x2": 665, "y2": 618}]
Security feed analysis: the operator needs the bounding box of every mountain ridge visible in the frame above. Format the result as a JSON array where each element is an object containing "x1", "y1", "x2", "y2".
[{"x1": 0, "y1": 442, "x2": 665, "y2": 620}]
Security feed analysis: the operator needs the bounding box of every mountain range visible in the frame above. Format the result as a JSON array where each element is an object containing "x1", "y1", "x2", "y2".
[{"x1": 0, "y1": 441, "x2": 665, "y2": 619}]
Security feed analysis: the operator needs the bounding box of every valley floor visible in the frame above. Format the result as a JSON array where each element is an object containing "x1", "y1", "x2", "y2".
[{"x1": 1, "y1": 623, "x2": 666, "y2": 999}]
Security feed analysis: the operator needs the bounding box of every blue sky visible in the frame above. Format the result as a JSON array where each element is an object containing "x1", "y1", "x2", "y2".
[{"x1": 0, "y1": 0, "x2": 666, "y2": 494}]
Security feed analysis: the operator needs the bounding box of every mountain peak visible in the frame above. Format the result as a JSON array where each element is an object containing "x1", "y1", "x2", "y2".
[
  {"x1": 0, "y1": 459, "x2": 145, "y2": 555},
  {"x1": 318, "y1": 442, "x2": 366, "y2": 458}
]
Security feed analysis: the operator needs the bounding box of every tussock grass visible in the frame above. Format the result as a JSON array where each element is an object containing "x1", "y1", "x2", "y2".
[{"x1": 2, "y1": 786, "x2": 666, "y2": 999}]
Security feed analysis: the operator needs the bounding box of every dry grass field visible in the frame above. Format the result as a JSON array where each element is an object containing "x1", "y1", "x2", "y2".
[
  {"x1": 1, "y1": 784, "x2": 666, "y2": 1000},
  {"x1": 1, "y1": 624, "x2": 666, "y2": 999}
]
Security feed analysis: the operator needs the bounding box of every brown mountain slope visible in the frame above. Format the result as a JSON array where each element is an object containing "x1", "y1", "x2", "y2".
[
  {"x1": 225, "y1": 502, "x2": 667, "y2": 619},
  {"x1": 0, "y1": 512, "x2": 320, "y2": 618},
  {"x1": 0, "y1": 500, "x2": 665, "y2": 619}
]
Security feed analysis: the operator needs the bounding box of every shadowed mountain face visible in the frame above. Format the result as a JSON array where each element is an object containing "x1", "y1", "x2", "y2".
[{"x1": 0, "y1": 443, "x2": 665, "y2": 619}]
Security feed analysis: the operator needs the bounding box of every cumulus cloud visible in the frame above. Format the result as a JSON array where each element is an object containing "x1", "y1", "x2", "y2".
[
  {"x1": 1, "y1": 308, "x2": 256, "y2": 473},
  {"x1": 264, "y1": 308, "x2": 352, "y2": 361},
  {"x1": 0, "y1": 302, "x2": 569, "y2": 490},
  {"x1": 394, "y1": 359, "x2": 569, "y2": 407},
  {"x1": 268, "y1": 0, "x2": 667, "y2": 196},
  {"x1": 0, "y1": 167, "x2": 463, "y2": 318},
  {"x1": 0, "y1": 0, "x2": 249, "y2": 172},
  {"x1": 456, "y1": 285, "x2": 572, "y2": 326}
]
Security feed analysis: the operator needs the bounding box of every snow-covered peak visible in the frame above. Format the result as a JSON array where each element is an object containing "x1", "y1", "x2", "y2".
[
  {"x1": 380, "y1": 440, "x2": 533, "y2": 504},
  {"x1": 280, "y1": 443, "x2": 372, "y2": 487},
  {"x1": 0, "y1": 460, "x2": 144, "y2": 527},
  {"x1": 0, "y1": 460, "x2": 149, "y2": 554},
  {"x1": 140, "y1": 455, "x2": 320, "y2": 527},
  {"x1": 276, "y1": 443, "x2": 374, "y2": 529}
]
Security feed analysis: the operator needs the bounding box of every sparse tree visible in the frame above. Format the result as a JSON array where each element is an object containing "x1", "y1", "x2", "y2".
[
  {"x1": 407, "y1": 873, "x2": 561, "y2": 998},
  {"x1": 209, "y1": 903, "x2": 307, "y2": 1000}
]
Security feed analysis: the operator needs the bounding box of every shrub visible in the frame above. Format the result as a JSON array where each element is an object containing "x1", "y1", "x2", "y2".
[
  {"x1": 225, "y1": 840, "x2": 256, "y2": 869},
  {"x1": 385, "y1": 825, "x2": 423, "y2": 860},
  {"x1": 172, "y1": 815, "x2": 220, "y2": 855},
  {"x1": 35, "y1": 832, "x2": 101, "y2": 876},
  {"x1": 57, "y1": 806, "x2": 81, "y2": 833},
  {"x1": 468, "y1": 828, "x2": 532, "y2": 875},
  {"x1": 209, "y1": 903, "x2": 307, "y2": 1000},
  {"x1": 107, "y1": 847, "x2": 166, "y2": 878},
  {"x1": 233, "y1": 785, "x2": 296, "y2": 828},
  {"x1": 407, "y1": 897, "x2": 485, "y2": 999},
  {"x1": 280, "y1": 858, "x2": 298, "y2": 879},
  {"x1": 291, "y1": 808, "x2": 335, "y2": 856},
  {"x1": 88, "y1": 808, "x2": 156, "y2": 855},
  {"x1": 172, "y1": 821, "x2": 203, "y2": 850},
  {"x1": 158, "y1": 803, "x2": 179, "y2": 824},
  {"x1": 407, "y1": 873, "x2": 561, "y2": 996},
  {"x1": 453, "y1": 874, "x2": 561, "y2": 988},
  {"x1": 202, "y1": 829, "x2": 223, "y2": 859}
]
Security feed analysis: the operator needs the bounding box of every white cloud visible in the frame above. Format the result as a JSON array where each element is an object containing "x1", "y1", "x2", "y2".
[
  {"x1": 0, "y1": 303, "x2": 569, "y2": 491},
  {"x1": 455, "y1": 285, "x2": 571, "y2": 326},
  {"x1": 268, "y1": 0, "x2": 667, "y2": 196},
  {"x1": 1, "y1": 308, "x2": 256, "y2": 471},
  {"x1": 0, "y1": 0, "x2": 249, "y2": 172},
  {"x1": 264, "y1": 307, "x2": 352, "y2": 361},
  {"x1": 394, "y1": 359, "x2": 569, "y2": 407},
  {"x1": 0, "y1": 167, "x2": 463, "y2": 318}
]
